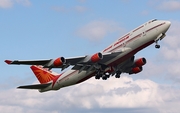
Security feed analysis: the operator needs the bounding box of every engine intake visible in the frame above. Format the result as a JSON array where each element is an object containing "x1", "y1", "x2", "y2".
[
  {"x1": 90, "y1": 52, "x2": 103, "y2": 63},
  {"x1": 130, "y1": 66, "x2": 143, "y2": 74},
  {"x1": 53, "y1": 57, "x2": 66, "y2": 67},
  {"x1": 45, "y1": 57, "x2": 66, "y2": 68},
  {"x1": 134, "y1": 58, "x2": 146, "y2": 67}
]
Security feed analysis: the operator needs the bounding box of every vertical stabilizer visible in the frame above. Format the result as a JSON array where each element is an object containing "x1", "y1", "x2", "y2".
[{"x1": 30, "y1": 65, "x2": 59, "y2": 84}]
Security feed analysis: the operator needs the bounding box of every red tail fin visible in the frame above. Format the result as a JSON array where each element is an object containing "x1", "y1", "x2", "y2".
[{"x1": 30, "y1": 65, "x2": 58, "y2": 84}]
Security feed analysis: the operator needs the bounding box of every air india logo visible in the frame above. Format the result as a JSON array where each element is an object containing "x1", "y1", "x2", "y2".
[{"x1": 31, "y1": 66, "x2": 56, "y2": 84}]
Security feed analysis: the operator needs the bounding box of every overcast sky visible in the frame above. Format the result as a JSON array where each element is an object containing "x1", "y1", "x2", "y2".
[{"x1": 0, "y1": 0, "x2": 180, "y2": 113}]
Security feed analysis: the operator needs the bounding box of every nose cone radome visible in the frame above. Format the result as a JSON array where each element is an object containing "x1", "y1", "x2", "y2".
[
  {"x1": 165, "y1": 21, "x2": 171, "y2": 30},
  {"x1": 161, "y1": 20, "x2": 171, "y2": 33}
]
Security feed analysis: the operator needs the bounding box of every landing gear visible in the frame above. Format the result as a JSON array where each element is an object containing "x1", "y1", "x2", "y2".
[
  {"x1": 102, "y1": 75, "x2": 107, "y2": 80},
  {"x1": 115, "y1": 71, "x2": 121, "y2": 78},
  {"x1": 105, "y1": 73, "x2": 110, "y2": 78},
  {"x1": 115, "y1": 74, "x2": 120, "y2": 78},
  {"x1": 95, "y1": 69, "x2": 102, "y2": 80},
  {"x1": 155, "y1": 33, "x2": 166, "y2": 49},
  {"x1": 102, "y1": 73, "x2": 110, "y2": 80},
  {"x1": 95, "y1": 75, "x2": 101, "y2": 79},
  {"x1": 95, "y1": 70, "x2": 122, "y2": 79},
  {"x1": 155, "y1": 44, "x2": 160, "y2": 49},
  {"x1": 155, "y1": 40, "x2": 160, "y2": 49},
  {"x1": 94, "y1": 66, "x2": 122, "y2": 80},
  {"x1": 95, "y1": 70, "x2": 110, "y2": 80}
]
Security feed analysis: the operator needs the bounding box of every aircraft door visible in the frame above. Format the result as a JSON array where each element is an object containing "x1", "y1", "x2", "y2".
[
  {"x1": 122, "y1": 33, "x2": 130, "y2": 48},
  {"x1": 123, "y1": 42, "x2": 126, "y2": 48},
  {"x1": 142, "y1": 23, "x2": 147, "y2": 37}
]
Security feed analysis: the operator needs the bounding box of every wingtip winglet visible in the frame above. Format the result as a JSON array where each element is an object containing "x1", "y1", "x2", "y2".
[{"x1": 5, "y1": 60, "x2": 12, "y2": 64}]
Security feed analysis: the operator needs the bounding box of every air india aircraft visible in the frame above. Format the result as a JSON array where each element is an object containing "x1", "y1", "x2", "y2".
[{"x1": 5, "y1": 19, "x2": 171, "y2": 92}]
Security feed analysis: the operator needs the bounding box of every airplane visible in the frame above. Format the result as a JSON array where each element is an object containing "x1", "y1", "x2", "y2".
[{"x1": 5, "y1": 19, "x2": 171, "y2": 92}]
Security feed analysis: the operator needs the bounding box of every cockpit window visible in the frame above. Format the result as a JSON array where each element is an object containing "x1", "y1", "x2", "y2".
[
  {"x1": 152, "y1": 19, "x2": 157, "y2": 22},
  {"x1": 148, "y1": 19, "x2": 157, "y2": 24}
]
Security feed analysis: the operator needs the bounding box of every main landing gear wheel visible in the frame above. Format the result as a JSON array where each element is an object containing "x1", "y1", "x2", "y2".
[
  {"x1": 95, "y1": 75, "x2": 101, "y2": 79},
  {"x1": 155, "y1": 45, "x2": 160, "y2": 49},
  {"x1": 102, "y1": 75, "x2": 107, "y2": 80},
  {"x1": 115, "y1": 74, "x2": 120, "y2": 78},
  {"x1": 155, "y1": 40, "x2": 160, "y2": 49},
  {"x1": 101, "y1": 73, "x2": 110, "y2": 80},
  {"x1": 115, "y1": 71, "x2": 121, "y2": 78},
  {"x1": 95, "y1": 69, "x2": 102, "y2": 80},
  {"x1": 95, "y1": 70, "x2": 110, "y2": 80}
]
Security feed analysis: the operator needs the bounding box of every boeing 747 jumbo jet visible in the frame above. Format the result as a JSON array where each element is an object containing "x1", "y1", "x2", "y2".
[{"x1": 5, "y1": 19, "x2": 171, "y2": 92}]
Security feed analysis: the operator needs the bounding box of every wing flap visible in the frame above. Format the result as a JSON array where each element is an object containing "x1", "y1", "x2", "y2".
[{"x1": 17, "y1": 83, "x2": 51, "y2": 89}]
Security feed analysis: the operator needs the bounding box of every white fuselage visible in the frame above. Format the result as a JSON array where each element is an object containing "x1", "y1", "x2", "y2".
[{"x1": 40, "y1": 20, "x2": 171, "y2": 92}]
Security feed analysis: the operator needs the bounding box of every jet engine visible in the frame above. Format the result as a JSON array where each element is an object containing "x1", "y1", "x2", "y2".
[
  {"x1": 90, "y1": 52, "x2": 103, "y2": 63},
  {"x1": 134, "y1": 58, "x2": 146, "y2": 67},
  {"x1": 45, "y1": 57, "x2": 66, "y2": 67},
  {"x1": 130, "y1": 66, "x2": 143, "y2": 74}
]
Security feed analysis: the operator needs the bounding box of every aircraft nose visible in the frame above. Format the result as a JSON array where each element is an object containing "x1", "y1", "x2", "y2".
[{"x1": 165, "y1": 21, "x2": 171, "y2": 29}]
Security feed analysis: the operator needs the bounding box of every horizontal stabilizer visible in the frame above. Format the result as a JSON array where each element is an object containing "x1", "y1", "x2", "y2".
[{"x1": 17, "y1": 83, "x2": 51, "y2": 89}]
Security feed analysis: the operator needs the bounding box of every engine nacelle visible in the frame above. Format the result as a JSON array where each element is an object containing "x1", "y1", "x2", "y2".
[
  {"x1": 130, "y1": 66, "x2": 143, "y2": 74},
  {"x1": 45, "y1": 57, "x2": 66, "y2": 67},
  {"x1": 134, "y1": 58, "x2": 146, "y2": 67},
  {"x1": 90, "y1": 52, "x2": 103, "y2": 63},
  {"x1": 53, "y1": 57, "x2": 66, "y2": 66}
]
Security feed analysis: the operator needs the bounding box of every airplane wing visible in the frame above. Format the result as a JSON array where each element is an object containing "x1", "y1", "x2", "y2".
[
  {"x1": 5, "y1": 47, "x2": 132, "y2": 71},
  {"x1": 5, "y1": 57, "x2": 85, "y2": 66},
  {"x1": 4, "y1": 56, "x2": 86, "y2": 68},
  {"x1": 17, "y1": 83, "x2": 51, "y2": 89}
]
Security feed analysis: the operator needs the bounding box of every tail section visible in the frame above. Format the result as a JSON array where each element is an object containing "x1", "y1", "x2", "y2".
[{"x1": 30, "y1": 65, "x2": 59, "y2": 84}]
